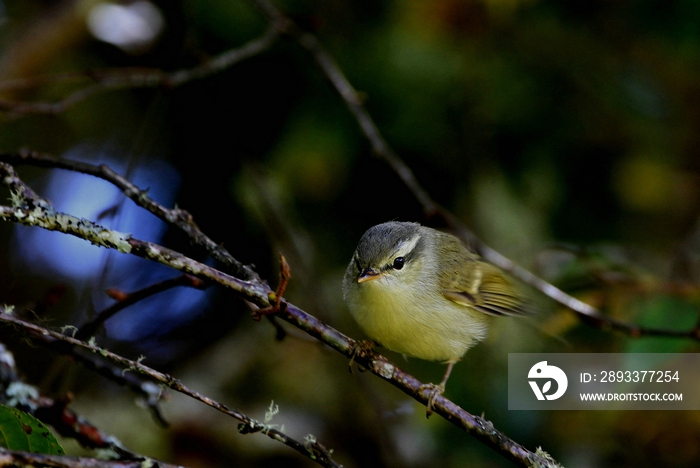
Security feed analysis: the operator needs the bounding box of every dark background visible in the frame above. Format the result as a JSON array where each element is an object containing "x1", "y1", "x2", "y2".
[{"x1": 1, "y1": 0, "x2": 700, "y2": 466}]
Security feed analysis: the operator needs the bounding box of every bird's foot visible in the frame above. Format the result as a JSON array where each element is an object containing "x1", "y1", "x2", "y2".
[
  {"x1": 348, "y1": 340, "x2": 376, "y2": 373},
  {"x1": 252, "y1": 254, "x2": 290, "y2": 321},
  {"x1": 419, "y1": 382, "x2": 445, "y2": 418}
]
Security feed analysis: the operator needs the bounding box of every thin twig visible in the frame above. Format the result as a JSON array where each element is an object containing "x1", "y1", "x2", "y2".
[
  {"x1": 0, "y1": 447, "x2": 184, "y2": 468},
  {"x1": 0, "y1": 161, "x2": 557, "y2": 467},
  {"x1": 0, "y1": 343, "x2": 151, "y2": 460},
  {"x1": 76, "y1": 274, "x2": 207, "y2": 340},
  {"x1": 59, "y1": 346, "x2": 171, "y2": 428},
  {"x1": 0, "y1": 25, "x2": 280, "y2": 117},
  {"x1": 0, "y1": 162, "x2": 271, "y2": 304},
  {"x1": 250, "y1": 0, "x2": 439, "y2": 216},
  {"x1": 0, "y1": 150, "x2": 258, "y2": 280},
  {"x1": 0, "y1": 312, "x2": 342, "y2": 468},
  {"x1": 252, "y1": 0, "x2": 700, "y2": 344},
  {"x1": 0, "y1": 201, "x2": 269, "y2": 300}
]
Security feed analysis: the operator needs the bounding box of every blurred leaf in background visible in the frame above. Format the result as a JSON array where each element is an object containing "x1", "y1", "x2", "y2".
[{"x1": 0, "y1": 405, "x2": 64, "y2": 455}]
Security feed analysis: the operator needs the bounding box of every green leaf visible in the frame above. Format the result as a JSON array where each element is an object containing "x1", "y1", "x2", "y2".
[{"x1": 0, "y1": 405, "x2": 64, "y2": 455}]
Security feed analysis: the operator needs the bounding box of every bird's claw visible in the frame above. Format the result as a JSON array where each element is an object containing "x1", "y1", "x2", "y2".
[
  {"x1": 252, "y1": 253, "x2": 290, "y2": 321},
  {"x1": 348, "y1": 340, "x2": 376, "y2": 373},
  {"x1": 419, "y1": 382, "x2": 445, "y2": 418}
]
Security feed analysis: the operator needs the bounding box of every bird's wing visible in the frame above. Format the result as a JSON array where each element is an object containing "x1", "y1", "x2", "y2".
[{"x1": 441, "y1": 250, "x2": 530, "y2": 317}]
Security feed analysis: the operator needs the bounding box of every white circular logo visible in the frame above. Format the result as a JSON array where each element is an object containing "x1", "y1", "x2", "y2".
[{"x1": 528, "y1": 361, "x2": 568, "y2": 401}]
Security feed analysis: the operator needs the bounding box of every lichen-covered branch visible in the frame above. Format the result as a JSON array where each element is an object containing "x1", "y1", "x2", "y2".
[
  {"x1": 0, "y1": 312, "x2": 343, "y2": 468},
  {"x1": 272, "y1": 304, "x2": 561, "y2": 468},
  {"x1": 0, "y1": 162, "x2": 557, "y2": 466},
  {"x1": 0, "y1": 203, "x2": 133, "y2": 252},
  {"x1": 0, "y1": 343, "x2": 153, "y2": 460},
  {"x1": 0, "y1": 447, "x2": 184, "y2": 468},
  {"x1": 0, "y1": 200, "x2": 272, "y2": 303},
  {"x1": 0, "y1": 150, "x2": 258, "y2": 280}
]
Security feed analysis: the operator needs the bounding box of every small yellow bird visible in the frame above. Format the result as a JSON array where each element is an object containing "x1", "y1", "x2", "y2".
[{"x1": 343, "y1": 221, "x2": 527, "y2": 412}]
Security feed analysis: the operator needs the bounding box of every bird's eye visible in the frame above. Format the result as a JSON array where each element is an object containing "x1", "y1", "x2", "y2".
[{"x1": 393, "y1": 257, "x2": 405, "y2": 270}]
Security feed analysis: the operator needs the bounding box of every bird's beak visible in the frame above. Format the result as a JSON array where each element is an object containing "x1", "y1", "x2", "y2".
[{"x1": 358, "y1": 268, "x2": 382, "y2": 283}]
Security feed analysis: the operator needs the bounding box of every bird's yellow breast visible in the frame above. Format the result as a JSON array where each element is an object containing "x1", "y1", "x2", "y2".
[{"x1": 345, "y1": 274, "x2": 488, "y2": 362}]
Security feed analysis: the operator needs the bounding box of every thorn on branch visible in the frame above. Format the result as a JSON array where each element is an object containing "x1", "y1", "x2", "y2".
[
  {"x1": 104, "y1": 288, "x2": 129, "y2": 302},
  {"x1": 252, "y1": 254, "x2": 291, "y2": 321}
]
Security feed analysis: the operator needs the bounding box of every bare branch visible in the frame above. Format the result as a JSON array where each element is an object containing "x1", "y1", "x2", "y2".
[
  {"x1": 54, "y1": 345, "x2": 171, "y2": 428},
  {"x1": 0, "y1": 150, "x2": 258, "y2": 280},
  {"x1": 0, "y1": 26, "x2": 280, "y2": 117},
  {"x1": 0, "y1": 161, "x2": 271, "y2": 304},
  {"x1": 0, "y1": 161, "x2": 558, "y2": 467},
  {"x1": 76, "y1": 274, "x2": 207, "y2": 340},
  {"x1": 250, "y1": 0, "x2": 439, "y2": 215},
  {"x1": 0, "y1": 312, "x2": 342, "y2": 468},
  {"x1": 251, "y1": 0, "x2": 700, "y2": 345},
  {"x1": 0, "y1": 200, "x2": 271, "y2": 303},
  {"x1": 273, "y1": 304, "x2": 562, "y2": 467},
  {"x1": 0, "y1": 343, "x2": 154, "y2": 460},
  {"x1": 0, "y1": 200, "x2": 253, "y2": 290},
  {"x1": 0, "y1": 447, "x2": 184, "y2": 468}
]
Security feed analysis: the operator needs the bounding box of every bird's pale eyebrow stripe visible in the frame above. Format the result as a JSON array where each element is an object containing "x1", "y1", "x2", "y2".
[{"x1": 394, "y1": 234, "x2": 421, "y2": 258}]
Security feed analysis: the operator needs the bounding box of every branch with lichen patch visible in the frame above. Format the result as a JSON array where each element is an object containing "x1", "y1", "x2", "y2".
[
  {"x1": 0, "y1": 342, "x2": 152, "y2": 461},
  {"x1": 0, "y1": 202, "x2": 271, "y2": 305},
  {"x1": 0, "y1": 150, "x2": 258, "y2": 280},
  {"x1": 0, "y1": 161, "x2": 558, "y2": 467},
  {"x1": 0, "y1": 446, "x2": 183, "y2": 468},
  {"x1": 0, "y1": 312, "x2": 343, "y2": 468},
  {"x1": 0, "y1": 204, "x2": 133, "y2": 252}
]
